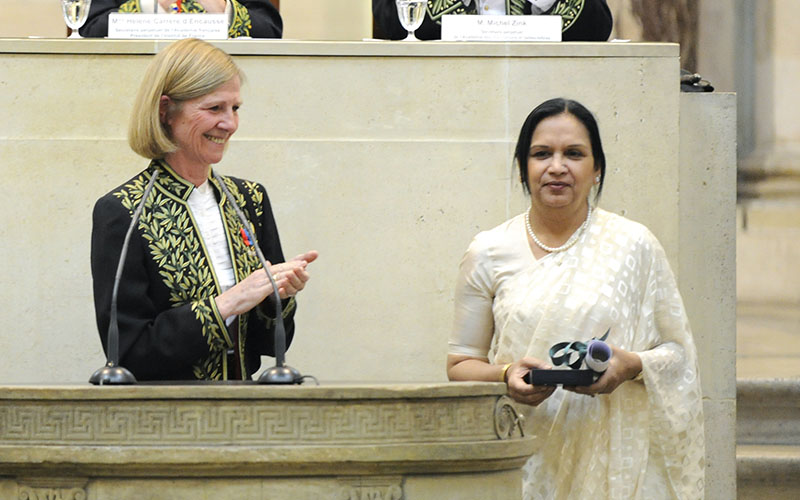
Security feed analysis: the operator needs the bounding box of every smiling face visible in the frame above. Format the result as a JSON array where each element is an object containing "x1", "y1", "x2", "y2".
[
  {"x1": 526, "y1": 112, "x2": 598, "y2": 214},
  {"x1": 163, "y1": 76, "x2": 241, "y2": 174}
]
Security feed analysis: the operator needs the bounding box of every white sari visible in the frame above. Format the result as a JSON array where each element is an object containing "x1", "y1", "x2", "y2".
[{"x1": 450, "y1": 208, "x2": 704, "y2": 500}]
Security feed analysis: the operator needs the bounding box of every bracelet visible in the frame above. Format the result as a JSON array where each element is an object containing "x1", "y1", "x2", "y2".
[{"x1": 499, "y1": 363, "x2": 512, "y2": 383}]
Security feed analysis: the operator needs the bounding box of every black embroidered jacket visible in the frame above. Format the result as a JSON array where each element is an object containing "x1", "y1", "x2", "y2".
[
  {"x1": 91, "y1": 160, "x2": 295, "y2": 380},
  {"x1": 373, "y1": 0, "x2": 613, "y2": 42},
  {"x1": 80, "y1": 0, "x2": 283, "y2": 39}
]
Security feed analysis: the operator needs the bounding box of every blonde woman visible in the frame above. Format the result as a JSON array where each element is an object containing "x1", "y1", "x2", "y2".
[{"x1": 91, "y1": 39, "x2": 316, "y2": 381}]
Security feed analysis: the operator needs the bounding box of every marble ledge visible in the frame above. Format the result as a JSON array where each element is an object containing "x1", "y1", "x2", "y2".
[
  {"x1": 0, "y1": 38, "x2": 679, "y2": 58},
  {"x1": 0, "y1": 381, "x2": 507, "y2": 401}
]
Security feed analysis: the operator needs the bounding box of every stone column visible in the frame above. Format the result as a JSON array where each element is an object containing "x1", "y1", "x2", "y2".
[
  {"x1": 607, "y1": 0, "x2": 698, "y2": 70},
  {"x1": 721, "y1": 0, "x2": 800, "y2": 304},
  {"x1": 737, "y1": 0, "x2": 800, "y2": 199}
]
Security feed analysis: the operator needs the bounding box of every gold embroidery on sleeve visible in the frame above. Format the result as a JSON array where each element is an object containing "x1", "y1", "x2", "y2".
[
  {"x1": 551, "y1": 0, "x2": 585, "y2": 31},
  {"x1": 228, "y1": 0, "x2": 252, "y2": 38},
  {"x1": 113, "y1": 162, "x2": 232, "y2": 380},
  {"x1": 119, "y1": 0, "x2": 140, "y2": 13}
]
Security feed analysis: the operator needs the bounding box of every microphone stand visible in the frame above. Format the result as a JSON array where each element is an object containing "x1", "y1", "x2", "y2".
[
  {"x1": 90, "y1": 170, "x2": 160, "y2": 385},
  {"x1": 213, "y1": 172, "x2": 303, "y2": 385}
]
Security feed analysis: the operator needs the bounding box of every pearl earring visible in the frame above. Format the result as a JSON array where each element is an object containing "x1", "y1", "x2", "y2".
[{"x1": 595, "y1": 176, "x2": 600, "y2": 183}]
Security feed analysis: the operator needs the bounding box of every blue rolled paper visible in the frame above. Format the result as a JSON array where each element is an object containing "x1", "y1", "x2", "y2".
[{"x1": 584, "y1": 339, "x2": 612, "y2": 373}]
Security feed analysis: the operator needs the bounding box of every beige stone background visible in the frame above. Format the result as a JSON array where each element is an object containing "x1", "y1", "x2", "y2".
[{"x1": 4, "y1": 0, "x2": 796, "y2": 380}]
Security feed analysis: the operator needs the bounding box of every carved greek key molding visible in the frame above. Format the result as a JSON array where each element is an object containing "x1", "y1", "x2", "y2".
[
  {"x1": 338, "y1": 476, "x2": 403, "y2": 500},
  {"x1": 17, "y1": 486, "x2": 86, "y2": 500},
  {"x1": 15, "y1": 478, "x2": 88, "y2": 500},
  {"x1": 0, "y1": 398, "x2": 503, "y2": 446}
]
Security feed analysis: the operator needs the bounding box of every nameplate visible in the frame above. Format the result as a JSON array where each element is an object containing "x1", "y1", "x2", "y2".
[
  {"x1": 441, "y1": 15, "x2": 562, "y2": 42},
  {"x1": 108, "y1": 13, "x2": 228, "y2": 39}
]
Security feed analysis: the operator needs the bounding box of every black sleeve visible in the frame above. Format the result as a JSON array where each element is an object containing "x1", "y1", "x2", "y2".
[
  {"x1": 239, "y1": 0, "x2": 283, "y2": 38},
  {"x1": 79, "y1": 0, "x2": 123, "y2": 37},
  {"x1": 373, "y1": 0, "x2": 612, "y2": 41},
  {"x1": 372, "y1": 0, "x2": 444, "y2": 40},
  {"x1": 91, "y1": 194, "x2": 221, "y2": 380},
  {"x1": 552, "y1": 0, "x2": 613, "y2": 42},
  {"x1": 79, "y1": 0, "x2": 282, "y2": 38}
]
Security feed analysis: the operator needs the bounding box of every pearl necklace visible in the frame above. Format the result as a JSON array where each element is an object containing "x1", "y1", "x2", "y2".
[{"x1": 525, "y1": 204, "x2": 593, "y2": 253}]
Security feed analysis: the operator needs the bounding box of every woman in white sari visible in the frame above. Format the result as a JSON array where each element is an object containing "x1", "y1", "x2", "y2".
[{"x1": 448, "y1": 98, "x2": 705, "y2": 499}]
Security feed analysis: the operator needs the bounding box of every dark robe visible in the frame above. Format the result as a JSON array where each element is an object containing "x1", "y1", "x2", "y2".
[
  {"x1": 80, "y1": 0, "x2": 282, "y2": 38},
  {"x1": 373, "y1": 0, "x2": 613, "y2": 42},
  {"x1": 91, "y1": 159, "x2": 295, "y2": 380}
]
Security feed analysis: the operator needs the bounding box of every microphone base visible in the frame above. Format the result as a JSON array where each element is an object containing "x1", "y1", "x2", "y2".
[
  {"x1": 89, "y1": 363, "x2": 137, "y2": 385},
  {"x1": 257, "y1": 365, "x2": 303, "y2": 385}
]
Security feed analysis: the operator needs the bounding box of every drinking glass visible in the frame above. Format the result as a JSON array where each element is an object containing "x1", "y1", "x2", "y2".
[
  {"x1": 62, "y1": 0, "x2": 92, "y2": 38},
  {"x1": 395, "y1": 0, "x2": 428, "y2": 41}
]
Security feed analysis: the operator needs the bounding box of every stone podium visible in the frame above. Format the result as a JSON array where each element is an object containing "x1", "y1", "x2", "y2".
[{"x1": 0, "y1": 382, "x2": 530, "y2": 499}]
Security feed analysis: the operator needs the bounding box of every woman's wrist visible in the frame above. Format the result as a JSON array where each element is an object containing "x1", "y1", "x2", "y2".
[
  {"x1": 500, "y1": 363, "x2": 513, "y2": 383},
  {"x1": 214, "y1": 294, "x2": 233, "y2": 320},
  {"x1": 627, "y1": 351, "x2": 643, "y2": 381}
]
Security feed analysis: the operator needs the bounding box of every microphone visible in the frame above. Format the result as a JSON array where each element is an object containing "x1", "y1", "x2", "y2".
[
  {"x1": 213, "y1": 172, "x2": 303, "y2": 385},
  {"x1": 90, "y1": 169, "x2": 161, "y2": 385}
]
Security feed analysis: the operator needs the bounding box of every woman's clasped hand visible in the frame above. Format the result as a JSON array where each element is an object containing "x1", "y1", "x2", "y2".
[
  {"x1": 503, "y1": 358, "x2": 556, "y2": 406},
  {"x1": 215, "y1": 251, "x2": 319, "y2": 321},
  {"x1": 565, "y1": 343, "x2": 643, "y2": 396}
]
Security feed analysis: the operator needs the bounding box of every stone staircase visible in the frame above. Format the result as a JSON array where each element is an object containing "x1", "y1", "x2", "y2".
[
  {"x1": 736, "y1": 379, "x2": 800, "y2": 499},
  {"x1": 736, "y1": 198, "x2": 800, "y2": 498}
]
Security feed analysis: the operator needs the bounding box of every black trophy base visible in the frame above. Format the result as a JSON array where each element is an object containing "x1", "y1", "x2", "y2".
[
  {"x1": 258, "y1": 365, "x2": 303, "y2": 385},
  {"x1": 525, "y1": 369, "x2": 595, "y2": 386},
  {"x1": 89, "y1": 363, "x2": 137, "y2": 385}
]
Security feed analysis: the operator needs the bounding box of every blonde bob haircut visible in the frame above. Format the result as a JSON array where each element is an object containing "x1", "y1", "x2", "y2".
[{"x1": 128, "y1": 38, "x2": 244, "y2": 159}]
